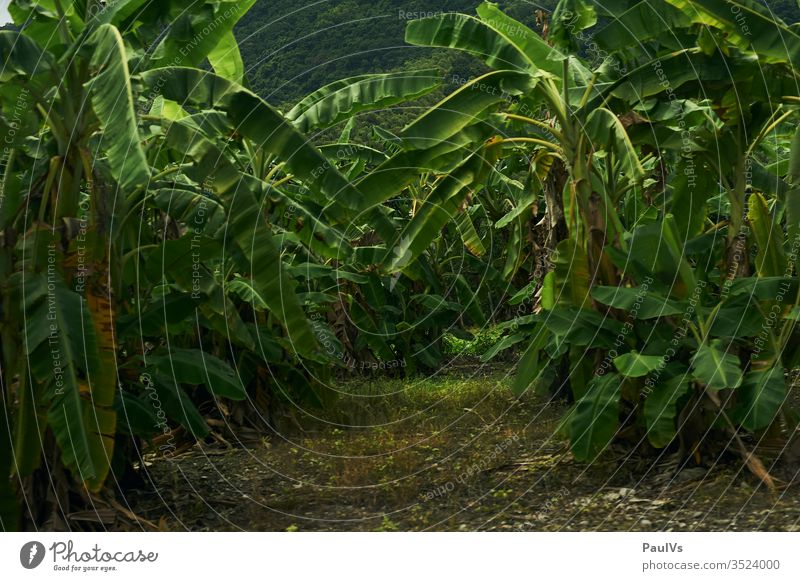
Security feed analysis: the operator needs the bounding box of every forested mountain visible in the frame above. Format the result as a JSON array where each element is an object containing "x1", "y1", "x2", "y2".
[
  {"x1": 236, "y1": 0, "x2": 554, "y2": 107},
  {"x1": 237, "y1": 0, "x2": 800, "y2": 109}
]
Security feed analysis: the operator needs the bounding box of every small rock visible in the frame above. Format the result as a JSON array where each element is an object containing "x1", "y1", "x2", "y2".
[{"x1": 674, "y1": 467, "x2": 708, "y2": 484}]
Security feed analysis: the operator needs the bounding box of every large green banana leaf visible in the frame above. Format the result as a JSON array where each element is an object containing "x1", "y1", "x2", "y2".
[
  {"x1": 355, "y1": 125, "x2": 494, "y2": 210},
  {"x1": 406, "y1": 12, "x2": 534, "y2": 73},
  {"x1": 691, "y1": 340, "x2": 744, "y2": 390},
  {"x1": 665, "y1": 0, "x2": 800, "y2": 64},
  {"x1": 141, "y1": 66, "x2": 364, "y2": 211},
  {"x1": 735, "y1": 366, "x2": 786, "y2": 431},
  {"x1": 0, "y1": 30, "x2": 53, "y2": 82},
  {"x1": 156, "y1": 117, "x2": 319, "y2": 357},
  {"x1": 475, "y1": 2, "x2": 569, "y2": 77},
  {"x1": 87, "y1": 24, "x2": 150, "y2": 193},
  {"x1": 407, "y1": 3, "x2": 578, "y2": 80},
  {"x1": 287, "y1": 69, "x2": 442, "y2": 133},
  {"x1": 585, "y1": 107, "x2": 645, "y2": 182},
  {"x1": 401, "y1": 70, "x2": 535, "y2": 150},
  {"x1": 22, "y1": 278, "x2": 109, "y2": 485},
  {"x1": 594, "y1": 1, "x2": 693, "y2": 52},
  {"x1": 569, "y1": 373, "x2": 621, "y2": 461},
  {"x1": 207, "y1": 30, "x2": 247, "y2": 84},
  {"x1": 152, "y1": 0, "x2": 257, "y2": 69},
  {"x1": 385, "y1": 141, "x2": 502, "y2": 272}
]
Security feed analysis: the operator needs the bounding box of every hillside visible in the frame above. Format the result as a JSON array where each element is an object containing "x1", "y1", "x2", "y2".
[
  {"x1": 235, "y1": 0, "x2": 552, "y2": 108},
  {"x1": 237, "y1": 0, "x2": 800, "y2": 111}
]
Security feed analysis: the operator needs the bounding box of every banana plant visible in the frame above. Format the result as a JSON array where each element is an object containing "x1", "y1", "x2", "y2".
[
  {"x1": 0, "y1": 8, "x2": 157, "y2": 528},
  {"x1": 591, "y1": 0, "x2": 800, "y2": 278},
  {"x1": 0, "y1": 0, "x2": 300, "y2": 530},
  {"x1": 389, "y1": 0, "x2": 799, "y2": 478},
  {"x1": 393, "y1": 2, "x2": 645, "y2": 398},
  {"x1": 554, "y1": 0, "x2": 799, "y2": 473}
]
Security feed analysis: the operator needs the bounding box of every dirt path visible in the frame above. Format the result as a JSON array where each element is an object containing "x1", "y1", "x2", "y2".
[{"x1": 123, "y1": 370, "x2": 800, "y2": 531}]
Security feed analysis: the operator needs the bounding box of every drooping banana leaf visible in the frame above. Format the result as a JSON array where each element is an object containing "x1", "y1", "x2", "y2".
[
  {"x1": 355, "y1": 128, "x2": 492, "y2": 210},
  {"x1": 550, "y1": 238, "x2": 591, "y2": 309},
  {"x1": 585, "y1": 107, "x2": 645, "y2": 182},
  {"x1": 475, "y1": 2, "x2": 570, "y2": 77},
  {"x1": 386, "y1": 141, "x2": 502, "y2": 272},
  {"x1": 591, "y1": 286, "x2": 685, "y2": 319},
  {"x1": 511, "y1": 323, "x2": 552, "y2": 395},
  {"x1": 401, "y1": 70, "x2": 536, "y2": 150},
  {"x1": 207, "y1": 29, "x2": 248, "y2": 84},
  {"x1": 454, "y1": 209, "x2": 487, "y2": 256},
  {"x1": 0, "y1": 30, "x2": 54, "y2": 82},
  {"x1": 569, "y1": 372, "x2": 621, "y2": 461},
  {"x1": 606, "y1": 48, "x2": 731, "y2": 103},
  {"x1": 151, "y1": 0, "x2": 257, "y2": 69},
  {"x1": 87, "y1": 24, "x2": 150, "y2": 193},
  {"x1": 665, "y1": 0, "x2": 800, "y2": 64},
  {"x1": 23, "y1": 280, "x2": 112, "y2": 486},
  {"x1": 140, "y1": 66, "x2": 364, "y2": 211},
  {"x1": 644, "y1": 373, "x2": 692, "y2": 448},
  {"x1": 149, "y1": 348, "x2": 246, "y2": 401},
  {"x1": 406, "y1": 12, "x2": 535, "y2": 73},
  {"x1": 152, "y1": 187, "x2": 227, "y2": 235},
  {"x1": 286, "y1": 69, "x2": 442, "y2": 133},
  {"x1": 669, "y1": 158, "x2": 714, "y2": 240},
  {"x1": 748, "y1": 192, "x2": 787, "y2": 277},
  {"x1": 594, "y1": 0, "x2": 693, "y2": 52}
]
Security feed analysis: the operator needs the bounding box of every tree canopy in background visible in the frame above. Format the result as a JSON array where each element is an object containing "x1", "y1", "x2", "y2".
[{"x1": 236, "y1": 0, "x2": 555, "y2": 107}]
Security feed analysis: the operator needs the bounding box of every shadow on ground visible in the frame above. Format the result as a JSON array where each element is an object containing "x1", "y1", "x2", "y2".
[{"x1": 123, "y1": 368, "x2": 800, "y2": 531}]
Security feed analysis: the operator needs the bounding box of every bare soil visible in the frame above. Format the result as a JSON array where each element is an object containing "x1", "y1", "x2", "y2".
[{"x1": 121, "y1": 368, "x2": 800, "y2": 531}]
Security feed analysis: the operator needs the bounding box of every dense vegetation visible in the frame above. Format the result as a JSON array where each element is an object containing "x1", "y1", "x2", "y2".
[
  {"x1": 237, "y1": 0, "x2": 800, "y2": 106},
  {"x1": 1, "y1": 0, "x2": 799, "y2": 531},
  {"x1": 236, "y1": 0, "x2": 556, "y2": 106}
]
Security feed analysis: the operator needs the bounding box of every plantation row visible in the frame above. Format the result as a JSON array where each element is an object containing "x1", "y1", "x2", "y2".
[{"x1": 0, "y1": 0, "x2": 799, "y2": 530}]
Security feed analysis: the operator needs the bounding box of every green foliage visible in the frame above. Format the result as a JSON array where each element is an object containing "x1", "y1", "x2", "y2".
[
  {"x1": 644, "y1": 375, "x2": 693, "y2": 449},
  {"x1": 692, "y1": 342, "x2": 744, "y2": 391},
  {"x1": 736, "y1": 367, "x2": 787, "y2": 432},
  {"x1": 3, "y1": 0, "x2": 800, "y2": 531},
  {"x1": 443, "y1": 327, "x2": 505, "y2": 358},
  {"x1": 614, "y1": 352, "x2": 663, "y2": 378},
  {"x1": 286, "y1": 69, "x2": 442, "y2": 133},
  {"x1": 236, "y1": 0, "x2": 555, "y2": 106},
  {"x1": 568, "y1": 374, "x2": 620, "y2": 461},
  {"x1": 420, "y1": 0, "x2": 800, "y2": 475}
]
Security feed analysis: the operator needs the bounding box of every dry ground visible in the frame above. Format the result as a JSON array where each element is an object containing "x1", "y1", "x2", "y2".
[{"x1": 122, "y1": 367, "x2": 800, "y2": 531}]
